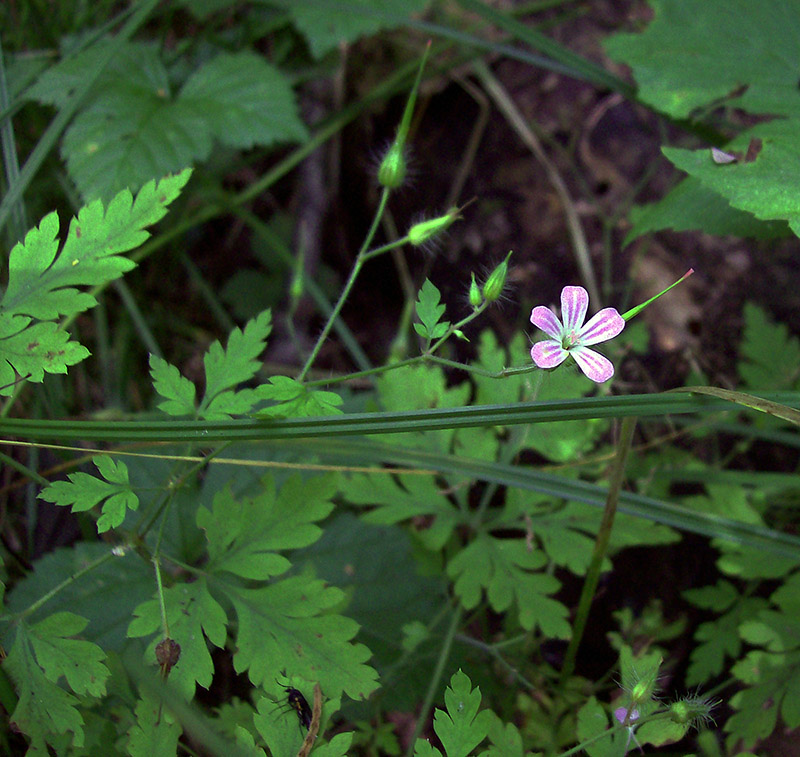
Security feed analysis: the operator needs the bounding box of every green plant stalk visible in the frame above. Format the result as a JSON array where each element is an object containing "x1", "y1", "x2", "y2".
[
  {"x1": 560, "y1": 415, "x2": 637, "y2": 681},
  {"x1": 404, "y1": 604, "x2": 464, "y2": 757},
  {"x1": 153, "y1": 556, "x2": 170, "y2": 639},
  {"x1": 297, "y1": 187, "x2": 391, "y2": 381}
]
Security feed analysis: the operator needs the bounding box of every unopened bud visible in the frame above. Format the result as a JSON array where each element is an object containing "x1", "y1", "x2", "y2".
[
  {"x1": 482, "y1": 251, "x2": 512, "y2": 302},
  {"x1": 408, "y1": 208, "x2": 459, "y2": 247},
  {"x1": 378, "y1": 142, "x2": 407, "y2": 188},
  {"x1": 454, "y1": 329, "x2": 469, "y2": 342},
  {"x1": 468, "y1": 273, "x2": 482, "y2": 307}
]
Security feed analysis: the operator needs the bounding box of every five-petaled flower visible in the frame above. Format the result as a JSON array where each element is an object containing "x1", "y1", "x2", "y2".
[{"x1": 530, "y1": 286, "x2": 625, "y2": 383}]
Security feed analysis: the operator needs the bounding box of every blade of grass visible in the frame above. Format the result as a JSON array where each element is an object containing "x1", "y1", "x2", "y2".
[{"x1": 0, "y1": 392, "x2": 797, "y2": 443}]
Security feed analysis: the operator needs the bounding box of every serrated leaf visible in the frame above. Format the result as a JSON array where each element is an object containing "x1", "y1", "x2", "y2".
[
  {"x1": 626, "y1": 176, "x2": 788, "y2": 243},
  {"x1": 126, "y1": 692, "x2": 181, "y2": 757},
  {"x1": 34, "y1": 41, "x2": 307, "y2": 200},
  {"x1": 255, "y1": 376, "x2": 343, "y2": 418},
  {"x1": 180, "y1": 52, "x2": 307, "y2": 149},
  {"x1": 683, "y1": 579, "x2": 739, "y2": 612},
  {"x1": 194, "y1": 474, "x2": 377, "y2": 702},
  {"x1": 266, "y1": 0, "x2": 429, "y2": 59},
  {"x1": 341, "y1": 472, "x2": 460, "y2": 551},
  {"x1": 200, "y1": 310, "x2": 272, "y2": 418},
  {"x1": 127, "y1": 580, "x2": 227, "y2": 699},
  {"x1": 4, "y1": 614, "x2": 109, "y2": 750},
  {"x1": 739, "y1": 303, "x2": 800, "y2": 390},
  {"x1": 149, "y1": 353, "x2": 196, "y2": 416},
  {"x1": 447, "y1": 535, "x2": 570, "y2": 637},
  {"x1": 39, "y1": 455, "x2": 139, "y2": 533},
  {"x1": 662, "y1": 122, "x2": 800, "y2": 236},
  {"x1": 430, "y1": 670, "x2": 492, "y2": 757},
  {"x1": 223, "y1": 575, "x2": 378, "y2": 701},
  {"x1": 605, "y1": 0, "x2": 800, "y2": 120},
  {"x1": 198, "y1": 474, "x2": 336, "y2": 580},
  {"x1": 414, "y1": 279, "x2": 449, "y2": 341},
  {"x1": 685, "y1": 597, "x2": 768, "y2": 685},
  {"x1": 0, "y1": 169, "x2": 191, "y2": 394}
]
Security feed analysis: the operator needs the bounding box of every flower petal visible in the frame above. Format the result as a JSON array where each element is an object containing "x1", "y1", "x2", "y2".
[
  {"x1": 530, "y1": 306, "x2": 563, "y2": 339},
  {"x1": 579, "y1": 307, "x2": 625, "y2": 346},
  {"x1": 570, "y1": 346, "x2": 615, "y2": 383},
  {"x1": 531, "y1": 340, "x2": 569, "y2": 369},
  {"x1": 560, "y1": 286, "x2": 588, "y2": 330}
]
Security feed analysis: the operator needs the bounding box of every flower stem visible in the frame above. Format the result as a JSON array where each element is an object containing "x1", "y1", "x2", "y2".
[
  {"x1": 297, "y1": 187, "x2": 391, "y2": 382},
  {"x1": 560, "y1": 415, "x2": 637, "y2": 682}
]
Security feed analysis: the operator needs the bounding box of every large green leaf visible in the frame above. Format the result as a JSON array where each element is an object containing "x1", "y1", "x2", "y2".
[
  {"x1": 605, "y1": 0, "x2": 800, "y2": 120},
  {"x1": 607, "y1": 0, "x2": 800, "y2": 238},
  {"x1": 30, "y1": 43, "x2": 307, "y2": 200},
  {"x1": 262, "y1": 0, "x2": 429, "y2": 59}
]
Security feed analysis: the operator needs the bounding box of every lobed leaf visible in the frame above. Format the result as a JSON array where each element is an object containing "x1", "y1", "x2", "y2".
[
  {"x1": 0, "y1": 170, "x2": 191, "y2": 394},
  {"x1": 39, "y1": 456, "x2": 139, "y2": 533}
]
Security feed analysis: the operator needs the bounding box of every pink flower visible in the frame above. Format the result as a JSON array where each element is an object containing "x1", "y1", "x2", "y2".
[{"x1": 530, "y1": 286, "x2": 625, "y2": 383}]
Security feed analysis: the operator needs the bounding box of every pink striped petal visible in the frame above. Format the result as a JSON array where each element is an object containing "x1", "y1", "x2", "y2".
[
  {"x1": 570, "y1": 346, "x2": 615, "y2": 383},
  {"x1": 579, "y1": 308, "x2": 625, "y2": 346},
  {"x1": 531, "y1": 340, "x2": 569, "y2": 369},
  {"x1": 530, "y1": 306, "x2": 563, "y2": 339},
  {"x1": 560, "y1": 286, "x2": 588, "y2": 331}
]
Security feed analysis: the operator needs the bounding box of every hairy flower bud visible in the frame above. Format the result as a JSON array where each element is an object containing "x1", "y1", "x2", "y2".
[
  {"x1": 408, "y1": 208, "x2": 459, "y2": 247},
  {"x1": 468, "y1": 273, "x2": 482, "y2": 307},
  {"x1": 377, "y1": 142, "x2": 407, "y2": 188},
  {"x1": 482, "y1": 251, "x2": 512, "y2": 302}
]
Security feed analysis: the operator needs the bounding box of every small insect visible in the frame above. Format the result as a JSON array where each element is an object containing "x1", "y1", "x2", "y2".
[
  {"x1": 282, "y1": 686, "x2": 313, "y2": 730},
  {"x1": 711, "y1": 137, "x2": 763, "y2": 165}
]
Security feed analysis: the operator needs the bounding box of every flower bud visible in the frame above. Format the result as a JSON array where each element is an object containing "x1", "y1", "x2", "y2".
[
  {"x1": 482, "y1": 251, "x2": 512, "y2": 302},
  {"x1": 454, "y1": 329, "x2": 469, "y2": 342},
  {"x1": 468, "y1": 273, "x2": 482, "y2": 307},
  {"x1": 378, "y1": 142, "x2": 407, "y2": 188},
  {"x1": 668, "y1": 694, "x2": 717, "y2": 729},
  {"x1": 408, "y1": 208, "x2": 459, "y2": 247}
]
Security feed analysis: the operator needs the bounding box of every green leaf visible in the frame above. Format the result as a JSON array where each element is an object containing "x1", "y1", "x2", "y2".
[
  {"x1": 662, "y1": 122, "x2": 800, "y2": 236},
  {"x1": 0, "y1": 169, "x2": 191, "y2": 393},
  {"x1": 4, "y1": 613, "x2": 110, "y2": 750},
  {"x1": 196, "y1": 474, "x2": 378, "y2": 701},
  {"x1": 626, "y1": 176, "x2": 788, "y2": 243},
  {"x1": 265, "y1": 0, "x2": 430, "y2": 59},
  {"x1": 127, "y1": 580, "x2": 228, "y2": 699},
  {"x1": 255, "y1": 376, "x2": 343, "y2": 418},
  {"x1": 32, "y1": 42, "x2": 307, "y2": 200},
  {"x1": 126, "y1": 692, "x2": 181, "y2": 757},
  {"x1": 224, "y1": 576, "x2": 378, "y2": 701},
  {"x1": 3, "y1": 542, "x2": 153, "y2": 651},
  {"x1": 179, "y1": 52, "x2": 307, "y2": 150},
  {"x1": 198, "y1": 474, "x2": 336, "y2": 580},
  {"x1": 484, "y1": 711, "x2": 525, "y2": 757},
  {"x1": 38, "y1": 455, "x2": 139, "y2": 533},
  {"x1": 341, "y1": 472, "x2": 460, "y2": 551},
  {"x1": 429, "y1": 670, "x2": 492, "y2": 757},
  {"x1": 605, "y1": 0, "x2": 800, "y2": 120},
  {"x1": 447, "y1": 535, "x2": 570, "y2": 637},
  {"x1": 414, "y1": 279, "x2": 450, "y2": 341},
  {"x1": 576, "y1": 697, "x2": 616, "y2": 757},
  {"x1": 201, "y1": 310, "x2": 272, "y2": 418},
  {"x1": 739, "y1": 303, "x2": 800, "y2": 390},
  {"x1": 149, "y1": 354, "x2": 196, "y2": 416},
  {"x1": 727, "y1": 648, "x2": 800, "y2": 747}
]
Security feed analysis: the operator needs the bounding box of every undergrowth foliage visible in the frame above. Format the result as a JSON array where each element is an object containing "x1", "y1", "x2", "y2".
[{"x1": 2, "y1": 1, "x2": 800, "y2": 756}]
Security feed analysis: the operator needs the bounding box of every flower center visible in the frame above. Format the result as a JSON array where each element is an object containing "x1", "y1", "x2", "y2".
[{"x1": 562, "y1": 329, "x2": 580, "y2": 350}]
